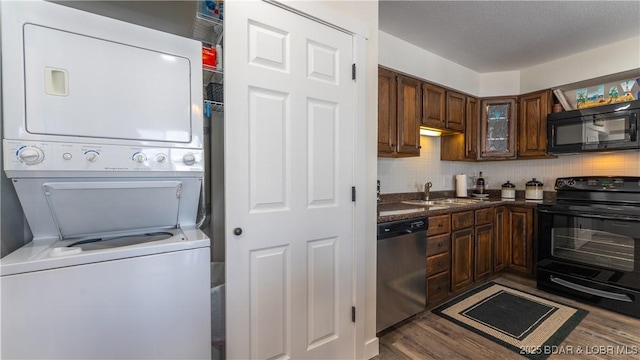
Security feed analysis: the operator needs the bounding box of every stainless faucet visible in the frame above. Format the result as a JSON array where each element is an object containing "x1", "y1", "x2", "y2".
[{"x1": 424, "y1": 181, "x2": 432, "y2": 200}]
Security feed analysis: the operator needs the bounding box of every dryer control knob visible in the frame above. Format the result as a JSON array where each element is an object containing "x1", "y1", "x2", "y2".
[
  {"x1": 17, "y1": 146, "x2": 45, "y2": 165},
  {"x1": 156, "y1": 154, "x2": 167, "y2": 163},
  {"x1": 86, "y1": 152, "x2": 99, "y2": 162},
  {"x1": 182, "y1": 153, "x2": 196, "y2": 166},
  {"x1": 134, "y1": 154, "x2": 146, "y2": 163}
]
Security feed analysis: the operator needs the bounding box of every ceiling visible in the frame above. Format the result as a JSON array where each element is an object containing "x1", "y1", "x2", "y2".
[{"x1": 379, "y1": 0, "x2": 640, "y2": 73}]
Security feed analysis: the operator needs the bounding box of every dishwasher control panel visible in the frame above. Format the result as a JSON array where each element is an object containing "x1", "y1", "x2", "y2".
[{"x1": 377, "y1": 217, "x2": 428, "y2": 239}]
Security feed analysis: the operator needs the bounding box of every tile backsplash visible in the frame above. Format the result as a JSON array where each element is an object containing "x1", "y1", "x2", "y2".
[{"x1": 377, "y1": 136, "x2": 640, "y2": 194}]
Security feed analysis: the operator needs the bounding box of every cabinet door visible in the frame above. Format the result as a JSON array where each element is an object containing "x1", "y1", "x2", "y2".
[
  {"x1": 518, "y1": 90, "x2": 551, "y2": 158},
  {"x1": 480, "y1": 98, "x2": 517, "y2": 159},
  {"x1": 446, "y1": 91, "x2": 466, "y2": 132},
  {"x1": 493, "y1": 206, "x2": 509, "y2": 272},
  {"x1": 451, "y1": 228, "x2": 473, "y2": 292},
  {"x1": 439, "y1": 95, "x2": 478, "y2": 161},
  {"x1": 422, "y1": 82, "x2": 445, "y2": 128},
  {"x1": 474, "y1": 223, "x2": 493, "y2": 281},
  {"x1": 465, "y1": 96, "x2": 479, "y2": 159},
  {"x1": 377, "y1": 67, "x2": 397, "y2": 156},
  {"x1": 396, "y1": 75, "x2": 421, "y2": 156},
  {"x1": 508, "y1": 207, "x2": 533, "y2": 274}
]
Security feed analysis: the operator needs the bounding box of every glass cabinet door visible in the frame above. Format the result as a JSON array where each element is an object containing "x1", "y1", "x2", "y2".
[{"x1": 480, "y1": 98, "x2": 517, "y2": 158}]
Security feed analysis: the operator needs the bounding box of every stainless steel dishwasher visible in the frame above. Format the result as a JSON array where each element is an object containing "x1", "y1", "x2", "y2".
[{"x1": 376, "y1": 217, "x2": 428, "y2": 332}]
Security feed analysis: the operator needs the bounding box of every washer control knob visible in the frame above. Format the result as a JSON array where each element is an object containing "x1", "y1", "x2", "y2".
[
  {"x1": 62, "y1": 153, "x2": 72, "y2": 160},
  {"x1": 86, "y1": 152, "x2": 99, "y2": 162},
  {"x1": 134, "y1": 154, "x2": 146, "y2": 163},
  {"x1": 182, "y1": 153, "x2": 196, "y2": 166},
  {"x1": 17, "y1": 146, "x2": 45, "y2": 165},
  {"x1": 156, "y1": 154, "x2": 167, "y2": 163}
]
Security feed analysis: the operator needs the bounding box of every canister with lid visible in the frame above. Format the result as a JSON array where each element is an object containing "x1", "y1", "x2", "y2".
[
  {"x1": 501, "y1": 181, "x2": 516, "y2": 199},
  {"x1": 525, "y1": 178, "x2": 544, "y2": 200}
]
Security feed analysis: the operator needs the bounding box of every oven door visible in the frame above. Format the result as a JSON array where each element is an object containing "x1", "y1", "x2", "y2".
[
  {"x1": 538, "y1": 207, "x2": 640, "y2": 290},
  {"x1": 537, "y1": 207, "x2": 640, "y2": 318}
]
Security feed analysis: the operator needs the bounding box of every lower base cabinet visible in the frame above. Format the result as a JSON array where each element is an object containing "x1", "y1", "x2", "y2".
[
  {"x1": 424, "y1": 204, "x2": 534, "y2": 307},
  {"x1": 507, "y1": 206, "x2": 534, "y2": 274},
  {"x1": 426, "y1": 215, "x2": 451, "y2": 305}
]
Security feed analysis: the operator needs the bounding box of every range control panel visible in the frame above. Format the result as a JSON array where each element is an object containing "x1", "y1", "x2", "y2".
[
  {"x1": 3, "y1": 140, "x2": 203, "y2": 174},
  {"x1": 555, "y1": 176, "x2": 640, "y2": 192}
]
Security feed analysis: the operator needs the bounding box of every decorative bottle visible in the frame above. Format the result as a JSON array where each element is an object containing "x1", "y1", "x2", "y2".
[{"x1": 476, "y1": 172, "x2": 485, "y2": 194}]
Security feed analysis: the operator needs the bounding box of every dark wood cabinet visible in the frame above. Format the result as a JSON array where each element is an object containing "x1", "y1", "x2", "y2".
[
  {"x1": 451, "y1": 211, "x2": 474, "y2": 292},
  {"x1": 480, "y1": 97, "x2": 517, "y2": 159},
  {"x1": 493, "y1": 206, "x2": 509, "y2": 272},
  {"x1": 465, "y1": 96, "x2": 479, "y2": 160},
  {"x1": 421, "y1": 82, "x2": 446, "y2": 129},
  {"x1": 397, "y1": 75, "x2": 422, "y2": 155},
  {"x1": 426, "y1": 214, "x2": 451, "y2": 305},
  {"x1": 451, "y1": 227, "x2": 474, "y2": 292},
  {"x1": 377, "y1": 67, "x2": 397, "y2": 157},
  {"x1": 474, "y1": 208, "x2": 493, "y2": 281},
  {"x1": 440, "y1": 95, "x2": 479, "y2": 161},
  {"x1": 422, "y1": 83, "x2": 466, "y2": 134},
  {"x1": 474, "y1": 223, "x2": 493, "y2": 281},
  {"x1": 518, "y1": 89, "x2": 554, "y2": 158},
  {"x1": 446, "y1": 91, "x2": 466, "y2": 132},
  {"x1": 377, "y1": 67, "x2": 421, "y2": 157},
  {"x1": 507, "y1": 207, "x2": 534, "y2": 274}
]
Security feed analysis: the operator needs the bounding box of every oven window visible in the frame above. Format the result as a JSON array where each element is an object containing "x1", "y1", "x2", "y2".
[{"x1": 551, "y1": 218, "x2": 635, "y2": 272}]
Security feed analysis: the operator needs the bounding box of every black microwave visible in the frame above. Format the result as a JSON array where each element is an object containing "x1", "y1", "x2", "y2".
[{"x1": 547, "y1": 100, "x2": 640, "y2": 154}]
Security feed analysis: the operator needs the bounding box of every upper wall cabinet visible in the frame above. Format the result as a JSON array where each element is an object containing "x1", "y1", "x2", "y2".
[
  {"x1": 440, "y1": 95, "x2": 479, "y2": 161},
  {"x1": 518, "y1": 89, "x2": 553, "y2": 158},
  {"x1": 422, "y1": 83, "x2": 465, "y2": 134},
  {"x1": 422, "y1": 83, "x2": 446, "y2": 128},
  {"x1": 378, "y1": 67, "x2": 421, "y2": 157},
  {"x1": 480, "y1": 97, "x2": 517, "y2": 159},
  {"x1": 445, "y1": 91, "x2": 466, "y2": 132}
]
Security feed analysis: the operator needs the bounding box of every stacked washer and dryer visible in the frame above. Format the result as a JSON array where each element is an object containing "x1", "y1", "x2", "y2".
[{"x1": 1, "y1": 1, "x2": 211, "y2": 359}]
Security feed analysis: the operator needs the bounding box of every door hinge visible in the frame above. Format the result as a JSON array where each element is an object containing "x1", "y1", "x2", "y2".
[
  {"x1": 352, "y1": 63, "x2": 356, "y2": 80},
  {"x1": 351, "y1": 306, "x2": 356, "y2": 322},
  {"x1": 351, "y1": 186, "x2": 356, "y2": 202}
]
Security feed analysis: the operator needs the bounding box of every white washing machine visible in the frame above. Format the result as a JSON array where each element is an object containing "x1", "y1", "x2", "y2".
[{"x1": 0, "y1": 1, "x2": 211, "y2": 359}]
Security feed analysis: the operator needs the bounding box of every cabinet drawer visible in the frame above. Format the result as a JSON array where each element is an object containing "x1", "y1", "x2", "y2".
[
  {"x1": 427, "y1": 271, "x2": 450, "y2": 304},
  {"x1": 452, "y1": 211, "x2": 474, "y2": 230},
  {"x1": 475, "y1": 207, "x2": 494, "y2": 226},
  {"x1": 427, "y1": 252, "x2": 450, "y2": 277},
  {"x1": 427, "y1": 233, "x2": 450, "y2": 256},
  {"x1": 428, "y1": 214, "x2": 451, "y2": 236}
]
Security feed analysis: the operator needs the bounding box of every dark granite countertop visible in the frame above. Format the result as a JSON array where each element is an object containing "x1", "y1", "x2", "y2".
[{"x1": 377, "y1": 190, "x2": 555, "y2": 223}]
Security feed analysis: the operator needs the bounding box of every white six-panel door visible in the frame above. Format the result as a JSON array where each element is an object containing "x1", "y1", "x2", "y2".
[{"x1": 225, "y1": 1, "x2": 355, "y2": 359}]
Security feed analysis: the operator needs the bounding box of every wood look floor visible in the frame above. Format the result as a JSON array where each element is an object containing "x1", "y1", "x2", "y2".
[{"x1": 375, "y1": 273, "x2": 640, "y2": 360}]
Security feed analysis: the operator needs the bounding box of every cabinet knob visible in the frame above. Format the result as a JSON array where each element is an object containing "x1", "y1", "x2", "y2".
[
  {"x1": 391, "y1": 143, "x2": 396, "y2": 148},
  {"x1": 437, "y1": 285, "x2": 442, "y2": 290},
  {"x1": 438, "y1": 242, "x2": 443, "y2": 247},
  {"x1": 438, "y1": 223, "x2": 443, "y2": 227},
  {"x1": 438, "y1": 261, "x2": 443, "y2": 267},
  {"x1": 233, "y1": 227, "x2": 243, "y2": 236}
]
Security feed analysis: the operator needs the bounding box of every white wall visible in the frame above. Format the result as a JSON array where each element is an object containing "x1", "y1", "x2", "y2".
[
  {"x1": 379, "y1": 31, "x2": 479, "y2": 95},
  {"x1": 479, "y1": 71, "x2": 520, "y2": 97},
  {"x1": 378, "y1": 31, "x2": 640, "y2": 194},
  {"x1": 520, "y1": 36, "x2": 640, "y2": 93}
]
